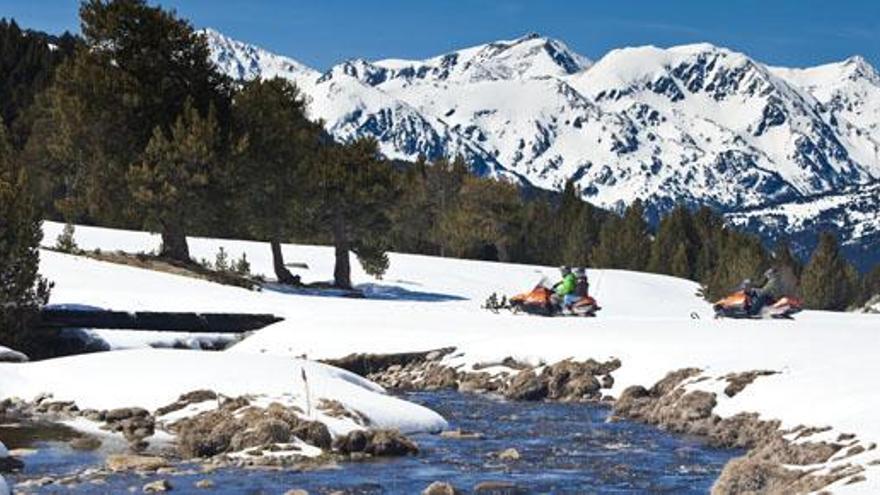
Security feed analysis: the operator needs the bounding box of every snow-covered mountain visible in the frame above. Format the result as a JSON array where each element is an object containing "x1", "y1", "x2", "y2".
[
  {"x1": 726, "y1": 182, "x2": 880, "y2": 270},
  {"x1": 202, "y1": 29, "x2": 880, "y2": 266}
]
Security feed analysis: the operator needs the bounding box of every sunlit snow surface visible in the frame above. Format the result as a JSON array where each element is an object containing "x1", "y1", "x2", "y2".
[{"x1": 1, "y1": 222, "x2": 878, "y2": 493}]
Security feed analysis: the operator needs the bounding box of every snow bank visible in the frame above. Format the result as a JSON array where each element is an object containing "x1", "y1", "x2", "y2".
[
  {"x1": 0, "y1": 349, "x2": 445, "y2": 436},
  {"x1": 15, "y1": 222, "x2": 880, "y2": 492},
  {"x1": 0, "y1": 346, "x2": 27, "y2": 363}
]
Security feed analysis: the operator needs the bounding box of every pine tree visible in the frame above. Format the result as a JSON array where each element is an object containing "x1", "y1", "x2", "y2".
[
  {"x1": 0, "y1": 120, "x2": 52, "y2": 351},
  {"x1": 691, "y1": 206, "x2": 725, "y2": 281},
  {"x1": 801, "y1": 232, "x2": 856, "y2": 310},
  {"x1": 24, "y1": 0, "x2": 230, "y2": 227},
  {"x1": 435, "y1": 175, "x2": 520, "y2": 260},
  {"x1": 858, "y1": 263, "x2": 880, "y2": 307},
  {"x1": 128, "y1": 100, "x2": 219, "y2": 262},
  {"x1": 703, "y1": 232, "x2": 768, "y2": 300},
  {"x1": 508, "y1": 198, "x2": 556, "y2": 265},
  {"x1": 311, "y1": 138, "x2": 399, "y2": 289},
  {"x1": 561, "y1": 199, "x2": 600, "y2": 267},
  {"x1": 649, "y1": 205, "x2": 699, "y2": 279},
  {"x1": 389, "y1": 156, "x2": 435, "y2": 254},
  {"x1": 54, "y1": 222, "x2": 79, "y2": 254},
  {"x1": 592, "y1": 200, "x2": 651, "y2": 270},
  {"x1": 425, "y1": 156, "x2": 468, "y2": 256},
  {"x1": 0, "y1": 18, "x2": 76, "y2": 145},
  {"x1": 231, "y1": 77, "x2": 321, "y2": 284},
  {"x1": 773, "y1": 238, "x2": 803, "y2": 278}
]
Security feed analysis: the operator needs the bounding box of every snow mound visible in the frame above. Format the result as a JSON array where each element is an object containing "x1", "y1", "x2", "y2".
[{"x1": 0, "y1": 349, "x2": 445, "y2": 435}]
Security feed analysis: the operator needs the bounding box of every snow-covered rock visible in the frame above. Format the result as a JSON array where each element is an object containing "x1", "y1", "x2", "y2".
[
  {"x1": 0, "y1": 346, "x2": 28, "y2": 363},
  {"x1": 861, "y1": 294, "x2": 880, "y2": 313}
]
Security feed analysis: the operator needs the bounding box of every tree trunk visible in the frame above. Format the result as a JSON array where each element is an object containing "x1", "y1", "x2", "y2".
[
  {"x1": 333, "y1": 211, "x2": 352, "y2": 290},
  {"x1": 160, "y1": 221, "x2": 190, "y2": 263},
  {"x1": 270, "y1": 237, "x2": 298, "y2": 285}
]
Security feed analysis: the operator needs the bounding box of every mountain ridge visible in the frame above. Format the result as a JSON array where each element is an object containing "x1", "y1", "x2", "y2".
[{"x1": 202, "y1": 29, "x2": 880, "y2": 268}]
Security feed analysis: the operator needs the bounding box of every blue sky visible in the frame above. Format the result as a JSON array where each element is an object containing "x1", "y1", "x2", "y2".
[{"x1": 2, "y1": 0, "x2": 878, "y2": 70}]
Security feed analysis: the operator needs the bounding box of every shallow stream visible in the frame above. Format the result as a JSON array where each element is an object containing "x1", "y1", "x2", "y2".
[{"x1": 4, "y1": 390, "x2": 740, "y2": 493}]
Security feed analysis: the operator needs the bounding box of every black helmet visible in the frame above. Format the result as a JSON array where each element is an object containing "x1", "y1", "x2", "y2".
[
  {"x1": 559, "y1": 265, "x2": 571, "y2": 274},
  {"x1": 574, "y1": 267, "x2": 586, "y2": 277}
]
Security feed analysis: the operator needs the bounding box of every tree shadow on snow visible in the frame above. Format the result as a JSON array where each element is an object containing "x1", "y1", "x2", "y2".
[{"x1": 262, "y1": 282, "x2": 467, "y2": 302}]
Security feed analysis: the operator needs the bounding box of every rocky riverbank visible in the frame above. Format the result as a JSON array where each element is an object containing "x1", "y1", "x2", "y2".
[
  {"x1": 326, "y1": 348, "x2": 876, "y2": 494},
  {"x1": 0, "y1": 387, "x2": 422, "y2": 491}
]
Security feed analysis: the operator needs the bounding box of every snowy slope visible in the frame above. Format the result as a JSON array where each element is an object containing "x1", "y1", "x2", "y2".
[
  {"x1": 726, "y1": 182, "x2": 880, "y2": 270},
  {"x1": 567, "y1": 43, "x2": 875, "y2": 209},
  {"x1": 772, "y1": 56, "x2": 880, "y2": 171},
  {"x1": 203, "y1": 29, "x2": 514, "y2": 179},
  {"x1": 15, "y1": 222, "x2": 879, "y2": 493}
]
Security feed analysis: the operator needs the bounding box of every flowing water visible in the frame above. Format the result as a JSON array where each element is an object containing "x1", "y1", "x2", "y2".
[{"x1": 3, "y1": 390, "x2": 740, "y2": 493}]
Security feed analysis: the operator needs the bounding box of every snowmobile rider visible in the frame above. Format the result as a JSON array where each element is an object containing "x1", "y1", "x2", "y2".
[
  {"x1": 551, "y1": 265, "x2": 577, "y2": 308},
  {"x1": 750, "y1": 267, "x2": 783, "y2": 315},
  {"x1": 563, "y1": 267, "x2": 590, "y2": 310}
]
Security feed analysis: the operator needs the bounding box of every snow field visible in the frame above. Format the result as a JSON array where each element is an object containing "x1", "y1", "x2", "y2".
[{"x1": 3, "y1": 221, "x2": 879, "y2": 492}]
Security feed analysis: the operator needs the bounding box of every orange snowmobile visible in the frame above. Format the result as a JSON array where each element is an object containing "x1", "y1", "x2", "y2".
[
  {"x1": 509, "y1": 277, "x2": 600, "y2": 317},
  {"x1": 713, "y1": 289, "x2": 803, "y2": 319}
]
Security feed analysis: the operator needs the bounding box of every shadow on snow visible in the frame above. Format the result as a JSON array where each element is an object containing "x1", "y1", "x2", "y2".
[{"x1": 262, "y1": 282, "x2": 467, "y2": 302}]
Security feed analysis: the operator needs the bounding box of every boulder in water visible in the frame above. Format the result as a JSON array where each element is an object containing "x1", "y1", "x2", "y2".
[{"x1": 422, "y1": 481, "x2": 462, "y2": 495}]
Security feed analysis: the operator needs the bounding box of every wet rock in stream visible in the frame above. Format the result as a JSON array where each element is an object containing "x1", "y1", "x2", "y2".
[
  {"x1": 333, "y1": 429, "x2": 419, "y2": 457},
  {"x1": 172, "y1": 397, "x2": 332, "y2": 458}
]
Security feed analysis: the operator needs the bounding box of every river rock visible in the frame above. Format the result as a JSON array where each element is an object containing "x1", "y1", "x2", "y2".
[
  {"x1": 229, "y1": 418, "x2": 291, "y2": 451},
  {"x1": 440, "y1": 429, "x2": 484, "y2": 440},
  {"x1": 106, "y1": 454, "x2": 169, "y2": 472},
  {"x1": 35, "y1": 400, "x2": 78, "y2": 414},
  {"x1": 283, "y1": 490, "x2": 309, "y2": 495},
  {"x1": 105, "y1": 407, "x2": 150, "y2": 422},
  {"x1": 0, "y1": 456, "x2": 23, "y2": 473},
  {"x1": 422, "y1": 364, "x2": 459, "y2": 390},
  {"x1": 333, "y1": 429, "x2": 418, "y2": 456},
  {"x1": 177, "y1": 410, "x2": 240, "y2": 457},
  {"x1": 194, "y1": 479, "x2": 214, "y2": 489},
  {"x1": 143, "y1": 479, "x2": 172, "y2": 492},
  {"x1": 291, "y1": 420, "x2": 332, "y2": 450},
  {"x1": 474, "y1": 480, "x2": 521, "y2": 493},
  {"x1": 156, "y1": 390, "x2": 218, "y2": 417},
  {"x1": 504, "y1": 370, "x2": 546, "y2": 401},
  {"x1": 457, "y1": 372, "x2": 497, "y2": 393},
  {"x1": 422, "y1": 481, "x2": 462, "y2": 495},
  {"x1": 722, "y1": 370, "x2": 778, "y2": 398},
  {"x1": 497, "y1": 448, "x2": 521, "y2": 461},
  {"x1": 70, "y1": 435, "x2": 102, "y2": 451}
]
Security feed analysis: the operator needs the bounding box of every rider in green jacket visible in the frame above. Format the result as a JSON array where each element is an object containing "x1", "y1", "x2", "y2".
[{"x1": 554, "y1": 266, "x2": 576, "y2": 298}]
